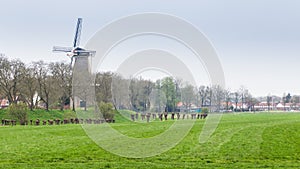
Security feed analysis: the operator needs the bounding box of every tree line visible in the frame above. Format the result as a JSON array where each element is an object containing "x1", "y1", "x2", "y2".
[
  {"x1": 0, "y1": 57, "x2": 72, "y2": 111},
  {"x1": 1, "y1": 56, "x2": 260, "y2": 113},
  {"x1": 99, "y1": 74, "x2": 259, "y2": 113}
]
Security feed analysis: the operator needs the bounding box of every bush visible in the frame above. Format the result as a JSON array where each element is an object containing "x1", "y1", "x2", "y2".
[
  {"x1": 7, "y1": 103, "x2": 28, "y2": 125},
  {"x1": 98, "y1": 102, "x2": 115, "y2": 120},
  {"x1": 202, "y1": 107, "x2": 209, "y2": 114}
]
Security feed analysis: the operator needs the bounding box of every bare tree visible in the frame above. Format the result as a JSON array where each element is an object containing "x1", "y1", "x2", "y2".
[
  {"x1": 181, "y1": 83, "x2": 195, "y2": 113},
  {"x1": 129, "y1": 78, "x2": 140, "y2": 111},
  {"x1": 49, "y1": 62, "x2": 72, "y2": 111},
  {"x1": 111, "y1": 74, "x2": 129, "y2": 109},
  {"x1": 141, "y1": 80, "x2": 154, "y2": 112},
  {"x1": 224, "y1": 88, "x2": 231, "y2": 111},
  {"x1": 248, "y1": 96, "x2": 258, "y2": 112},
  {"x1": 239, "y1": 86, "x2": 247, "y2": 111},
  {"x1": 211, "y1": 85, "x2": 225, "y2": 112},
  {"x1": 234, "y1": 92, "x2": 239, "y2": 112},
  {"x1": 21, "y1": 64, "x2": 37, "y2": 110},
  {"x1": 198, "y1": 85, "x2": 209, "y2": 107},
  {"x1": 95, "y1": 72, "x2": 113, "y2": 103},
  {"x1": 207, "y1": 86, "x2": 212, "y2": 112},
  {"x1": 34, "y1": 61, "x2": 58, "y2": 111},
  {"x1": 239, "y1": 86, "x2": 254, "y2": 111},
  {"x1": 0, "y1": 57, "x2": 26, "y2": 104}
]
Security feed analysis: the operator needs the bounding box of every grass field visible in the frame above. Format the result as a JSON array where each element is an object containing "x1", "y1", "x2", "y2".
[
  {"x1": 0, "y1": 111, "x2": 300, "y2": 168},
  {"x1": 0, "y1": 109, "x2": 76, "y2": 122}
]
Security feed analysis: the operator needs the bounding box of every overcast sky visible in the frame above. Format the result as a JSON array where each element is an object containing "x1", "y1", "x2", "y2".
[{"x1": 1, "y1": 0, "x2": 300, "y2": 97}]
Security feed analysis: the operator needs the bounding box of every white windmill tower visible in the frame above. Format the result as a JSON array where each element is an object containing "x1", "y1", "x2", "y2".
[{"x1": 53, "y1": 18, "x2": 96, "y2": 111}]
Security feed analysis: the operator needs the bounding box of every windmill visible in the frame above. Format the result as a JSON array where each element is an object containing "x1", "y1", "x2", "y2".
[
  {"x1": 52, "y1": 18, "x2": 95, "y2": 66},
  {"x1": 53, "y1": 18, "x2": 95, "y2": 111}
]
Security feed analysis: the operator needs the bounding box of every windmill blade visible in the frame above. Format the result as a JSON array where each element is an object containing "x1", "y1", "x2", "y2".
[
  {"x1": 85, "y1": 50, "x2": 96, "y2": 56},
  {"x1": 53, "y1": 46, "x2": 72, "y2": 52},
  {"x1": 73, "y1": 18, "x2": 82, "y2": 48},
  {"x1": 74, "y1": 50, "x2": 96, "y2": 56}
]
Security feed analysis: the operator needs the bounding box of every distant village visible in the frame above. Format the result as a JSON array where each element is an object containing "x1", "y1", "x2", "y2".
[{"x1": 176, "y1": 94, "x2": 300, "y2": 112}]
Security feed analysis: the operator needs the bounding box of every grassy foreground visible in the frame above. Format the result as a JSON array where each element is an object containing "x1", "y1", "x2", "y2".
[{"x1": 0, "y1": 111, "x2": 300, "y2": 168}]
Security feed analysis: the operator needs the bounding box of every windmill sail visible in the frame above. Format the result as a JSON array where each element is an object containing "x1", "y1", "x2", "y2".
[
  {"x1": 73, "y1": 18, "x2": 82, "y2": 48},
  {"x1": 52, "y1": 46, "x2": 72, "y2": 52}
]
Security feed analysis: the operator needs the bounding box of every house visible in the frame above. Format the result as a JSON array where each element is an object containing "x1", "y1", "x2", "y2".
[
  {"x1": 227, "y1": 102, "x2": 249, "y2": 111},
  {"x1": 177, "y1": 101, "x2": 199, "y2": 113},
  {"x1": 0, "y1": 99, "x2": 9, "y2": 108},
  {"x1": 276, "y1": 102, "x2": 300, "y2": 111},
  {"x1": 254, "y1": 102, "x2": 276, "y2": 111}
]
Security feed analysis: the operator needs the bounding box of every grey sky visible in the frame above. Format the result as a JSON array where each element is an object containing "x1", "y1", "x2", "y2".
[{"x1": 1, "y1": 0, "x2": 300, "y2": 96}]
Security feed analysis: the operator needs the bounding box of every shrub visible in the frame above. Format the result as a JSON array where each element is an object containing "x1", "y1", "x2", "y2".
[
  {"x1": 7, "y1": 103, "x2": 28, "y2": 125},
  {"x1": 98, "y1": 102, "x2": 115, "y2": 120},
  {"x1": 202, "y1": 107, "x2": 209, "y2": 114}
]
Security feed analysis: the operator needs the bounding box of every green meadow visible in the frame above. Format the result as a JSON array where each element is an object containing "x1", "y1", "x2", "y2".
[{"x1": 0, "y1": 110, "x2": 300, "y2": 168}]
